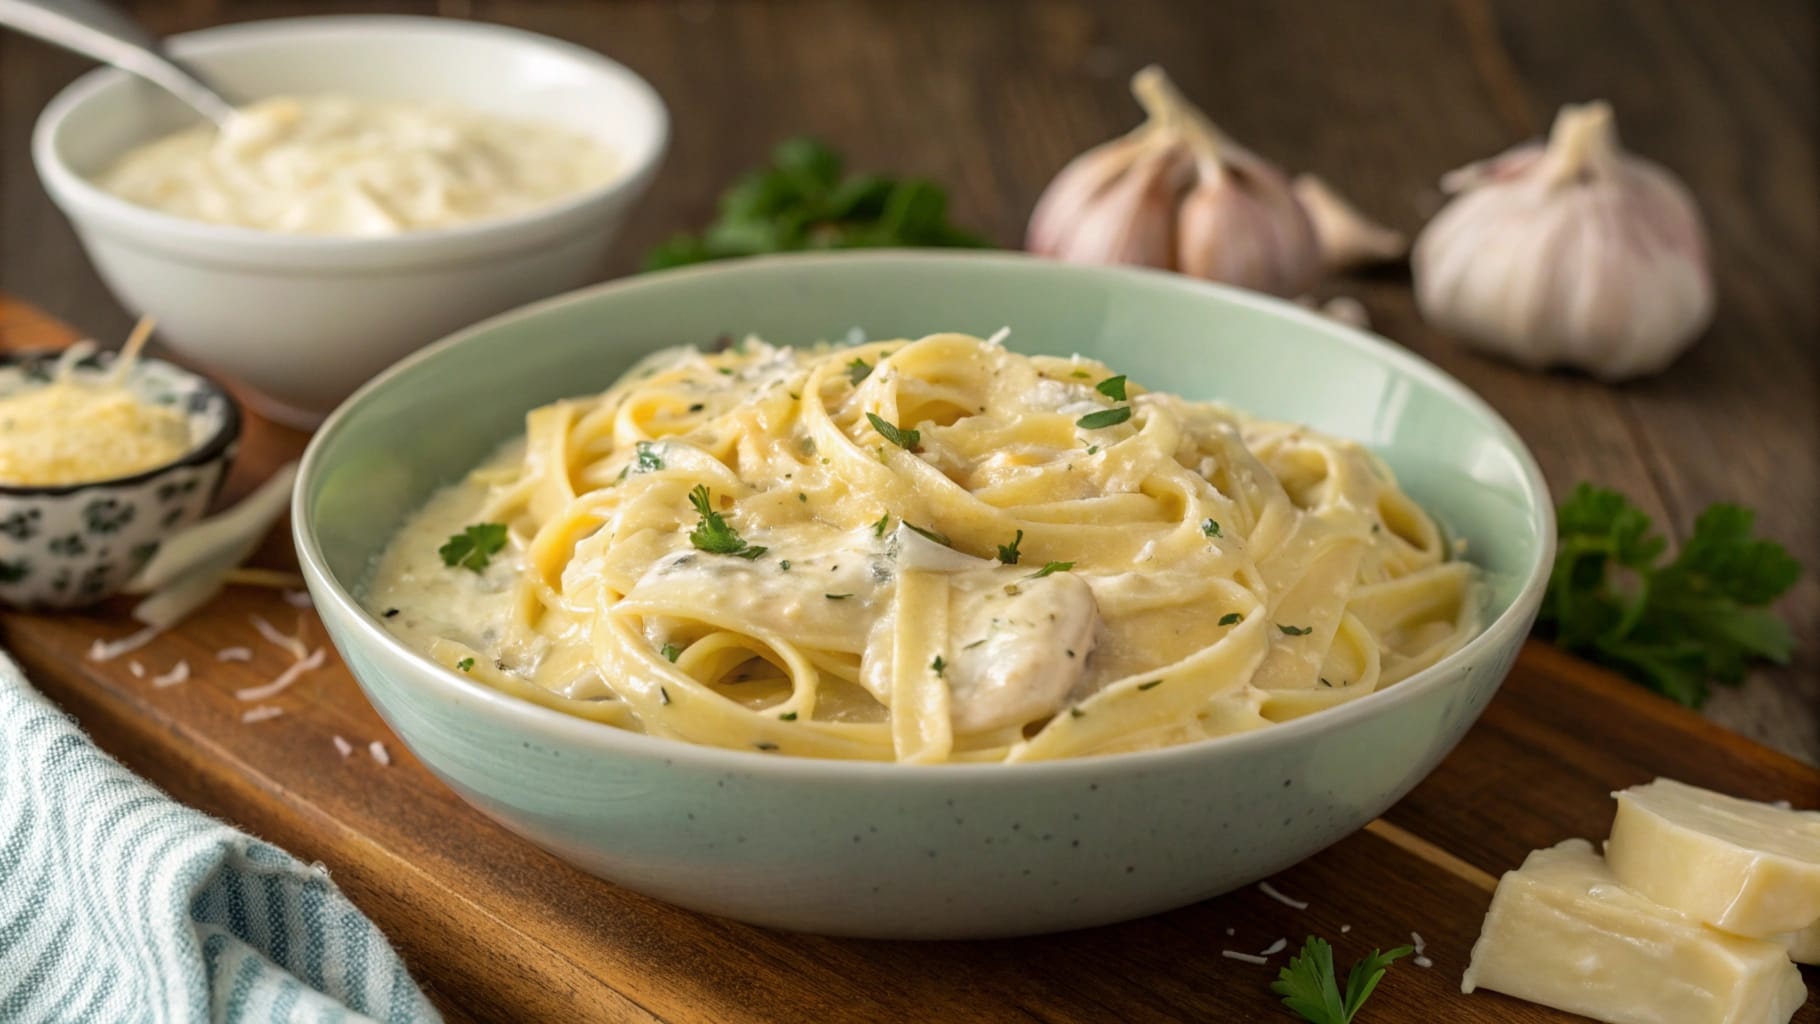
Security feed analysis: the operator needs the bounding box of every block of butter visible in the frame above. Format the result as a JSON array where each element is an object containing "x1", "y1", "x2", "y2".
[
  {"x1": 1461, "y1": 839, "x2": 1807, "y2": 1024},
  {"x1": 1606, "y1": 778, "x2": 1820, "y2": 938}
]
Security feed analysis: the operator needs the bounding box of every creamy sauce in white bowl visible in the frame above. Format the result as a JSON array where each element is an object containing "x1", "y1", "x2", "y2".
[{"x1": 96, "y1": 94, "x2": 620, "y2": 235}]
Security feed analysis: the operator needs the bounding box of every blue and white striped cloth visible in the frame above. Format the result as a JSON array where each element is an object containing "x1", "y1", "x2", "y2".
[{"x1": 0, "y1": 651, "x2": 440, "y2": 1023}]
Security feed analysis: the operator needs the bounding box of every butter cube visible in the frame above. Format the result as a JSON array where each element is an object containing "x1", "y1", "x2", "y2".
[
  {"x1": 1462, "y1": 839, "x2": 1806, "y2": 1024},
  {"x1": 1607, "y1": 778, "x2": 1820, "y2": 937}
]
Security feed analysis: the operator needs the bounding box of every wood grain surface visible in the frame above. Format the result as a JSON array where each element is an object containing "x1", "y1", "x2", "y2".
[
  {"x1": 0, "y1": 0, "x2": 1813, "y2": 762},
  {"x1": 2, "y1": 294, "x2": 1817, "y2": 1022}
]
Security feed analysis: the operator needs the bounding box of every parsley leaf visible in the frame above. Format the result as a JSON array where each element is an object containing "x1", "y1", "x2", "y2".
[
  {"x1": 1095, "y1": 375, "x2": 1128, "y2": 401},
  {"x1": 847, "y1": 358, "x2": 874, "y2": 386},
  {"x1": 660, "y1": 643, "x2": 681, "y2": 663},
  {"x1": 439, "y1": 523, "x2": 508, "y2": 573},
  {"x1": 905, "y1": 522, "x2": 952, "y2": 547},
  {"x1": 1076, "y1": 406, "x2": 1132, "y2": 430},
  {"x1": 997, "y1": 529, "x2": 1024, "y2": 565},
  {"x1": 1219, "y1": 613, "x2": 1243, "y2": 626},
  {"x1": 687, "y1": 485, "x2": 764, "y2": 558},
  {"x1": 1270, "y1": 937, "x2": 1412, "y2": 1024},
  {"x1": 867, "y1": 412, "x2": 920, "y2": 450},
  {"x1": 931, "y1": 655, "x2": 946, "y2": 677},
  {"x1": 456, "y1": 657, "x2": 475, "y2": 672},
  {"x1": 1279, "y1": 624, "x2": 1314, "y2": 636},
  {"x1": 872, "y1": 512, "x2": 891, "y2": 537},
  {"x1": 642, "y1": 138, "x2": 990, "y2": 271},
  {"x1": 1202, "y1": 518, "x2": 1222, "y2": 538},
  {"x1": 1029, "y1": 561, "x2": 1074, "y2": 579},
  {"x1": 1538, "y1": 484, "x2": 1802, "y2": 707},
  {"x1": 635, "y1": 442, "x2": 664, "y2": 473}
]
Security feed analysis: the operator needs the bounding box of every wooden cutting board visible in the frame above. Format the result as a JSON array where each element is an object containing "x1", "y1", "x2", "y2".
[{"x1": 3, "y1": 296, "x2": 1815, "y2": 1023}]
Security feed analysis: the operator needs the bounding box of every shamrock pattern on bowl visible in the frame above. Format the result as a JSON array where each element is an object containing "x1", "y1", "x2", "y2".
[{"x1": 0, "y1": 348, "x2": 239, "y2": 609}]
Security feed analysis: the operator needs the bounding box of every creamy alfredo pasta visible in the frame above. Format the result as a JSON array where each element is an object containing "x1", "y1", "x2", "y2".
[
  {"x1": 96, "y1": 95, "x2": 618, "y2": 235},
  {"x1": 367, "y1": 333, "x2": 1478, "y2": 763}
]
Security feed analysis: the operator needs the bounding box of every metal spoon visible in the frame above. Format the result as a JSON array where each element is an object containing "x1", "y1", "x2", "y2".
[{"x1": 0, "y1": 0, "x2": 235, "y2": 127}]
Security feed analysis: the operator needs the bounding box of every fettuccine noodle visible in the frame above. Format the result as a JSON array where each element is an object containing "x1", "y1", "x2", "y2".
[{"x1": 366, "y1": 333, "x2": 1477, "y2": 763}]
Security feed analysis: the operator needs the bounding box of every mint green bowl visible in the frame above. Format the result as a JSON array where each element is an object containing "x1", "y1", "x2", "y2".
[{"x1": 295, "y1": 252, "x2": 1552, "y2": 938}]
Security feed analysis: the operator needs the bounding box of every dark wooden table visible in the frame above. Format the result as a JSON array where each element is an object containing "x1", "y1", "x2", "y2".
[{"x1": 1, "y1": 0, "x2": 1814, "y2": 764}]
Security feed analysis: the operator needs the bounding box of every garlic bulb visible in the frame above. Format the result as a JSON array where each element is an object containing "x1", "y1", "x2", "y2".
[
  {"x1": 1029, "y1": 66, "x2": 1398, "y2": 298},
  {"x1": 1412, "y1": 102, "x2": 1714, "y2": 381}
]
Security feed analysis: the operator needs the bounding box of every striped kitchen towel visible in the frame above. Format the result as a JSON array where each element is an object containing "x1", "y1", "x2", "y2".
[{"x1": 0, "y1": 651, "x2": 440, "y2": 1023}]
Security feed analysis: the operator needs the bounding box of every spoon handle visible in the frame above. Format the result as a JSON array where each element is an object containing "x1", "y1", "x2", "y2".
[{"x1": 0, "y1": 0, "x2": 236, "y2": 126}]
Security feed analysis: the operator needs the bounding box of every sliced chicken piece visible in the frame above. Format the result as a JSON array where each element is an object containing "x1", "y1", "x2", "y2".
[{"x1": 944, "y1": 568, "x2": 1099, "y2": 733}]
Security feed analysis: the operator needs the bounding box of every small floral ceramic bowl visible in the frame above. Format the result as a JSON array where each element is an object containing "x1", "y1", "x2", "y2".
[{"x1": 0, "y1": 349, "x2": 239, "y2": 608}]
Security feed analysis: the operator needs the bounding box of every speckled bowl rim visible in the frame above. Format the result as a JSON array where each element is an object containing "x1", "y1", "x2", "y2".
[
  {"x1": 295, "y1": 250, "x2": 1556, "y2": 781},
  {"x1": 0, "y1": 348, "x2": 242, "y2": 497},
  {"x1": 32, "y1": 15, "x2": 671, "y2": 259}
]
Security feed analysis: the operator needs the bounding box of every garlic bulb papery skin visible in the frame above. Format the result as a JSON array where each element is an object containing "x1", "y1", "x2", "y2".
[
  {"x1": 1026, "y1": 66, "x2": 1325, "y2": 298},
  {"x1": 1412, "y1": 102, "x2": 1714, "y2": 381},
  {"x1": 1293, "y1": 174, "x2": 1407, "y2": 270}
]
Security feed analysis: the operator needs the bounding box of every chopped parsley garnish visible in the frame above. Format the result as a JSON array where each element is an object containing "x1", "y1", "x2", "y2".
[
  {"x1": 825, "y1": 593, "x2": 854, "y2": 600},
  {"x1": 779, "y1": 559, "x2": 792, "y2": 572},
  {"x1": 847, "y1": 358, "x2": 874, "y2": 385},
  {"x1": 963, "y1": 638, "x2": 988, "y2": 650},
  {"x1": 1076, "y1": 406, "x2": 1132, "y2": 430},
  {"x1": 930, "y1": 655, "x2": 946, "y2": 678},
  {"x1": 1069, "y1": 707, "x2": 1085, "y2": 718},
  {"x1": 996, "y1": 529, "x2": 1024, "y2": 565},
  {"x1": 1271, "y1": 936, "x2": 1412, "y2": 1024},
  {"x1": 716, "y1": 366, "x2": 736, "y2": 376},
  {"x1": 798, "y1": 492, "x2": 808, "y2": 502},
  {"x1": 456, "y1": 657, "x2": 475, "y2": 672},
  {"x1": 1219, "y1": 612, "x2": 1243, "y2": 626},
  {"x1": 1095, "y1": 375, "x2": 1128, "y2": 401},
  {"x1": 1319, "y1": 677, "x2": 1335, "y2": 688},
  {"x1": 687, "y1": 485, "x2": 765, "y2": 558},
  {"x1": 635, "y1": 442, "x2": 664, "y2": 473},
  {"x1": 866, "y1": 412, "x2": 920, "y2": 450},
  {"x1": 1070, "y1": 369, "x2": 1091, "y2": 379},
  {"x1": 872, "y1": 512, "x2": 891, "y2": 537},
  {"x1": 1086, "y1": 445, "x2": 1100, "y2": 455},
  {"x1": 1279, "y1": 624, "x2": 1314, "y2": 636},
  {"x1": 779, "y1": 711, "x2": 798, "y2": 721},
  {"x1": 661, "y1": 643, "x2": 681, "y2": 663},
  {"x1": 1201, "y1": 518, "x2": 1222, "y2": 538},
  {"x1": 905, "y1": 522, "x2": 952, "y2": 547},
  {"x1": 1028, "y1": 561, "x2": 1074, "y2": 579},
  {"x1": 1538, "y1": 484, "x2": 1802, "y2": 707},
  {"x1": 688, "y1": 402, "x2": 705, "y2": 412},
  {"x1": 439, "y1": 523, "x2": 508, "y2": 573},
  {"x1": 1138, "y1": 678, "x2": 1163, "y2": 690}
]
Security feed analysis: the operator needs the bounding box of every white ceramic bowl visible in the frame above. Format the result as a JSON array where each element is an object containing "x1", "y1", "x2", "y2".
[{"x1": 33, "y1": 15, "x2": 668, "y2": 428}]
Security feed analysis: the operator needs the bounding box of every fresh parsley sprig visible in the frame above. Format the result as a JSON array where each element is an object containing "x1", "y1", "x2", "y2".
[
  {"x1": 439, "y1": 523, "x2": 508, "y2": 573},
  {"x1": 997, "y1": 529, "x2": 1024, "y2": 565},
  {"x1": 1539, "y1": 484, "x2": 1801, "y2": 708},
  {"x1": 1271, "y1": 937, "x2": 1412, "y2": 1024},
  {"x1": 643, "y1": 138, "x2": 991, "y2": 271},
  {"x1": 687, "y1": 485, "x2": 767, "y2": 559}
]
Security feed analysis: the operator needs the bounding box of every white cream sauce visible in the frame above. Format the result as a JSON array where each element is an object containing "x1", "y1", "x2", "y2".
[{"x1": 97, "y1": 95, "x2": 619, "y2": 235}]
